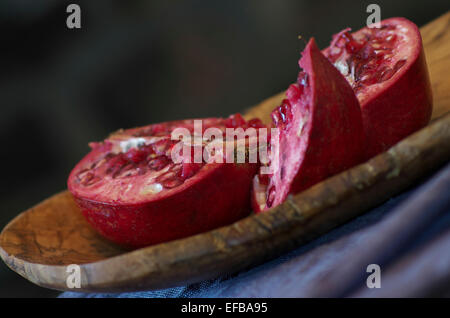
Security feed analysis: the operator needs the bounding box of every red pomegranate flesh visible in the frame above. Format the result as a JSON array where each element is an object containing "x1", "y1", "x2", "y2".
[
  {"x1": 252, "y1": 38, "x2": 365, "y2": 213},
  {"x1": 323, "y1": 17, "x2": 432, "y2": 158},
  {"x1": 68, "y1": 114, "x2": 263, "y2": 248}
]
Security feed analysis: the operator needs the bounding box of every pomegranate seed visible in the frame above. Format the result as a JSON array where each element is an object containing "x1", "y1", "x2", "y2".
[
  {"x1": 247, "y1": 118, "x2": 265, "y2": 129},
  {"x1": 112, "y1": 163, "x2": 135, "y2": 179},
  {"x1": 279, "y1": 106, "x2": 288, "y2": 123},
  {"x1": 152, "y1": 140, "x2": 170, "y2": 155},
  {"x1": 80, "y1": 171, "x2": 100, "y2": 186},
  {"x1": 162, "y1": 178, "x2": 184, "y2": 189},
  {"x1": 393, "y1": 59, "x2": 407, "y2": 72},
  {"x1": 106, "y1": 154, "x2": 128, "y2": 174},
  {"x1": 125, "y1": 148, "x2": 147, "y2": 163},
  {"x1": 380, "y1": 67, "x2": 395, "y2": 82},
  {"x1": 149, "y1": 156, "x2": 170, "y2": 171},
  {"x1": 225, "y1": 113, "x2": 247, "y2": 128},
  {"x1": 156, "y1": 171, "x2": 176, "y2": 183},
  {"x1": 170, "y1": 164, "x2": 182, "y2": 173},
  {"x1": 90, "y1": 158, "x2": 107, "y2": 170},
  {"x1": 266, "y1": 185, "x2": 276, "y2": 208},
  {"x1": 76, "y1": 169, "x2": 90, "y2": 182},
  {"x1": 272, "y1": 99, "x2": 292, "y2": 128}
]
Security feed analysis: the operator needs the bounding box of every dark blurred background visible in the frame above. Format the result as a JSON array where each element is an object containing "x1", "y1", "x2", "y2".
[{"x1": 0, "y1": 0, "x2": 448, "y2": 297}]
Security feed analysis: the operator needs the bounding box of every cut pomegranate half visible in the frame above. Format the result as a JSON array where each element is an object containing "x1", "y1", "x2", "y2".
[
  {"x1": 252, "y1": 38, "x2": 365, "y2": 213},
  {"x1": 323, "y1": 17, "x2": 432, "y2": 158},
  {"x1": 68, "y1": 114, "x2": 263, "y2": 248}
]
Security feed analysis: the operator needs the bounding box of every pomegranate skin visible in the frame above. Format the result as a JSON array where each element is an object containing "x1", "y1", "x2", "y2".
[
  {"x1": 290, "y1": 40, "x2": 366, "y2": 195},
  {"x1": 72, "y1": 162, "x2": 257, "y2": 249},
  {"x1": 324, "y1": 18, "x2": 433, "y2": 158},
  {"x1": 360, "y1": 44, "x2": 432, "y2": 158}
]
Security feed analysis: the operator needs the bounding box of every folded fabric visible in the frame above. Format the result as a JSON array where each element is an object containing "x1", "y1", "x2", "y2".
[{"x1": 60, "y1": 161, "x2": 450, "y2": 298}]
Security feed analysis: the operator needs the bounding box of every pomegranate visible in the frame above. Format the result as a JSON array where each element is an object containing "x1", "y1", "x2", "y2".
[
  {"x1": 252, "y1": 38, "x2": 365, "y2": 212},
  {"x1": 68, "y1": 114, "x2": 263, "y2": 248},
  {"x1": 323, "y1": 17, "x2": 433, "y2": 158}
]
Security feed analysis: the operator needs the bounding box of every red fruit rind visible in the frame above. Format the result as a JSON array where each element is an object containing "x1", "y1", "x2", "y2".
[
  {"x1": 74, "y1": 162, "x2": 256, "y2": 249},
  {"x1": 324, "y1": 18, "x2": 432, "y2": 158},
  {"x1": 252, "y1": 38, "x2": 365, "y2": 212}
]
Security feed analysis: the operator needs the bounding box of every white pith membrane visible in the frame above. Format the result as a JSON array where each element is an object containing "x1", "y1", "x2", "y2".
[
  {"x1": 324, "y1": 21, "x2": 415, "y2": 106},
  {"x1": 70, "y1": 118, "x2": 261, "y2": 204}
]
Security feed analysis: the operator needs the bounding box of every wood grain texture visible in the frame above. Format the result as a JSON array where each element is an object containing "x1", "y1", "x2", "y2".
[{"x1": 1, "y1": 12, "x2": 450, "y2": 293}]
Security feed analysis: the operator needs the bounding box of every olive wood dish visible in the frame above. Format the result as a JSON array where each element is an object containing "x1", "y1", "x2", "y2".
[{"x1": 1, "y1": 12, "x2": 449, "y2": 293}]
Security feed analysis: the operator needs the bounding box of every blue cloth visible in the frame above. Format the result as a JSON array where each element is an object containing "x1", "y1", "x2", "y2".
[{"x1": 61, "y1": 161, "x2": 450, "y2": 298}]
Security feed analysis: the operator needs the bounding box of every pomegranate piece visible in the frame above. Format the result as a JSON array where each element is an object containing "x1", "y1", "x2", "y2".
[
  {"x1": 323, "y1": 17, "x2": 432, "y2": 158},
  {"x1": 68, "y1": 115, "x2": 262, "y2": 248},
  {"x1": 252, "y1": 38, "x2": 365, "y2": 213}
]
